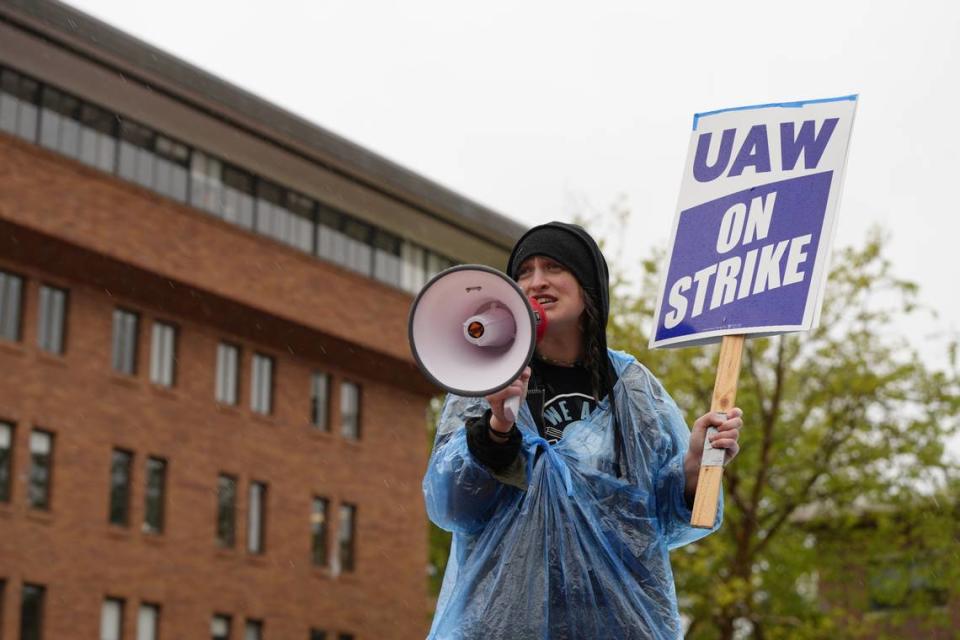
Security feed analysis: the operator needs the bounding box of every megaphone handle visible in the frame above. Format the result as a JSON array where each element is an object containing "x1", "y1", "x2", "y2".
[{"x1": 503, "y1": 395, "x2": 521, "y2": 424}]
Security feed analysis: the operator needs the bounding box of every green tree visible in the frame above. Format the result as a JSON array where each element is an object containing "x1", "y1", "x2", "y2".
[{"x1": 604, "y1": 225, "x2": 960, "y2": 639}]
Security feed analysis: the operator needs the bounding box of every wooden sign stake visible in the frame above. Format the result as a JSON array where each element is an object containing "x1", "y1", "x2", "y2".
[{"x1": 690, "y1": 334, "x2": 744, "y2": 529}]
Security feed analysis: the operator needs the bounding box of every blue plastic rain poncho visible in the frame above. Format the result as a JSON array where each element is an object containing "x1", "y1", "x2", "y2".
[{"x1": 424, "y1": 349, "x2": 722, "y2": 640}]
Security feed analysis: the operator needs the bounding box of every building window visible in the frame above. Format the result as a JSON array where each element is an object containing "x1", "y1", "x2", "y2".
[
  {"x1": 244, "y1": 619, "x2": 263, "y2": 640},
  {"x1": 39, "y1": 87, "x2": 116, "y2": 173},
  {"x1": 373, "y1": 229, "x2": 402, "y2": 287},
  {"x1": 191, "y1": 152, "x2": 257, "y2": 229},
  {"x1": 190, "y1": 151, "x2": 224, "y2": 216},
  {"x1": 309, "y1": 631, "x2": 327, "y2": 640},
  {"x1": 112, "y1": 308, "x2": 139, "y2": 375},
  {"x1": 342, "y1": 218, "x2": 373, "y2": 275},
  {"x1": 337, "y1": 503, "x2": 357, "y2": 573},
  {"x1": 109, "y1": 448, "x2": 133, "y2": 526},
  {"x1": 149, "y1": 321, "x2": 177, "y2": 387},
  {"x1": 427, "y1": 252, "x2": 455, "y2": 280},
  {"x1": 20, "y1": 583, "x2": 45, "y2": 640},
  {"x1": 256, "y1": 181, "x2": 315, "y2": 253},
  {"x1": 311, "y1": 372, "x2": 330, "y2": 430},
  {"x1": 118, "y1": 120, "x2": 189, "y2": 202},
  {"x1": 154, "y1": 135, "x2": 191, "y2": 201},
  {"x1": 144, "y1": 457, "x2": 167, "y2": 534},
  {"x1": 221, "y1": 164, "x2": 256, "y2": 229},
  {"x1": 37, "y1": 285, "x2": 68, "y2": 354},
  {"x1": 78, "y1": 103, "x2": 117, "y2": 172},
  {"x1": 211, "y1": 614, "x2": 231, "y2": 640},
  {"x1": 250, "y1": 354, "x2": 273, "y2": 415},
  {"x1": 0, "y1": 269, "x2": 23, "y2": 342},
  {"x1": 401, "y1": 241, "x2": 427, "y2": 293},
  {"x1": 137, "y1": 603, "x2": 160, "y2": 640},
  {"x1": 340, "y1": 382, "x2": 361, "y2": 440},
  {"x1": 100, "y1": 597, "x2": 125, "y2": 640},
  {"x1": 0, "y1": 67, "x2": 40, "y2": 141},
  {"x1": 316, "y1": 205, "x2": 346, "y2": 267},
  {"x1": 247, "y1": 481, "x2": 267, "y2": 554},
  {"x1": 0, "y1": 421, "x2": 12, "y2": 503},
  {"x1": 215, "y1": 342, "x2": 240, "y2": 405},
  {"x1": 316, "y1": 208, "x2": 375, "y2": 276},
  {"x1": 311, "y1": 497, "x2": 329, "y2": 567},
  {"x1": 216, "y1": 474, "x2": 237, "y2": 548},
  {"x1": 28, "y1": 430, "x2": 54, "y2": 510},
  {"x1": 40, "y1": 87, "x2": 80, "y2": 155}
]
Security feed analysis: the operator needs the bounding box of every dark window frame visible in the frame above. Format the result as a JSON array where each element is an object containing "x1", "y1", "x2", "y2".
[
  {"x1": 338, "y1": 503, "x2": 357, "y2": 573},
  {"x1": 37, "y1": 284, "x2": 68, "y2": 355},
  {"x1": 111, "y1": 307, "x2": 140, "y2": 375},
  {"x1": 101, "y1": 596, "x2": 125, "y2": 640},
  {"x1": 0, "y1": 420, "x2": 13, "y2": 503},
  {"x1": 215, "y1": 341, "x2": 241, "y2": 406},
  {"x1": 340, "y1": 381, "x2": 362, "y2": 441},
  {"x1": 211, "y1": 613, "x2": 232, "y2": 640},
  {"x1": 109, "y1": 447, "x2": 134, "y2": 526},
  {"x1": 144, "y1": 456, "x2": 167, "y2": 534},
  {"x1": 247, "y1": 480, "x2": 268, "y2": 555},
  {"x1": 244, "y1": 618, "x2": 264, "y2": 640},
  {"x1": 2, "y1": 65, "x2": 41, "y2": 103},
  {"x1": 216, "y1": 473, "x2": 238, "y2": 548},
  {"x1": 138, "y1": 602, "x2": 161, "y2": 640},
  {"x1": 0, "y1": 269, "x2": 24, "y2": 343},
  {"x1": 311, "y1": 372, "x2": 330, "y2": 431},
  {"x1": 311, "y1": 496, "x2": 329, "y2": 567},
  {"x1": 20, "y1": 583, "x2": 46, "y2": 640},
  {"x1": 250, "y1": 353, "x2": 274, "y2": 416},
  {"x1": 27, "y1": 429, "x2": 54, "y2": 510},
  {"x1": 149, "y1": 320, "x2": 178, "y2": 388}
]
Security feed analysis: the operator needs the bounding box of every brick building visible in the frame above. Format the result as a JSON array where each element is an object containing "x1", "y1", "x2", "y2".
[{"x1": 0, "y1": 1, "x2": 524, "y2": 638}]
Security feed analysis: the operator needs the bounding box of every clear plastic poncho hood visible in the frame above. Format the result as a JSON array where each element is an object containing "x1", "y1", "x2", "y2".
[{"x1": 424, "y1": 350, "x2": 722, "y2": 640}]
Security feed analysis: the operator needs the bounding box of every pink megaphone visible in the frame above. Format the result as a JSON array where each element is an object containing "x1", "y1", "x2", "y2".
[{"x1": 408, "y1": 265, "x2": 548, "y2": 422}]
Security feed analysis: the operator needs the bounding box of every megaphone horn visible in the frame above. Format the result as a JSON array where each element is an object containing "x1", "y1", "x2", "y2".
[{"x1": 408, "y1": 265, "x2": 547, "y2": 421}]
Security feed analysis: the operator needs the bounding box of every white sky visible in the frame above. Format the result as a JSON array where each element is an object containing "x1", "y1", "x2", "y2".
[{"x1": 67, "y1": 0, "x2": 960, "y2": 372}]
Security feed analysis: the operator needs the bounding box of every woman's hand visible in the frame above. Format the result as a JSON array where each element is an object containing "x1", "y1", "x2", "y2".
[
  {"x1": 486, "y1": 367, "x2": 531, "y2": 437},
  {"x1": 683, "y1": 408, "x2": 744, "y2": 501}
]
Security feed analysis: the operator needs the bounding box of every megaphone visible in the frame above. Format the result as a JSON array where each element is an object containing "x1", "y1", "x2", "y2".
[{"x1": 408, "y1": 265, "x2": 547, "y2": 422}]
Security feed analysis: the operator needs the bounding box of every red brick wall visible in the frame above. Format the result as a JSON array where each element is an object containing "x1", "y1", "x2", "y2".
[
  {"x1": 0, "y1": 135, "x2": 416, "y2": 363},
  {"x1": 0, "y1": 135, "x2": 433, "y2": 639}
]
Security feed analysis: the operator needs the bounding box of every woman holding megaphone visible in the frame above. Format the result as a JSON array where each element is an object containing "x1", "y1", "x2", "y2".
[{"x1": 423, "y1": 222, "x2": 743, "y2": 640}]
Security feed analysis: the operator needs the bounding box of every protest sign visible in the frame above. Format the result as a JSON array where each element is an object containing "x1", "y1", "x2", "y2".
[
  {"x1": 651, "y1": 96, "x2": 858, "y2": 349},
  {"x1": 652, "y1": 96, "x2": 858, "y2": 527}
]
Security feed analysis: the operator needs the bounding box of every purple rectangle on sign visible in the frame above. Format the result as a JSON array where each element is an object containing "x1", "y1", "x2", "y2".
[{"x1": 655, "y1": 171, "x2": 832, "y2": 342}]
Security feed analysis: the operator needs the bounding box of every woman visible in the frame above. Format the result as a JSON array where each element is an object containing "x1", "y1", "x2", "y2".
[{"x1": 424, "y1": 222, "x2": 743, "y2": 639}]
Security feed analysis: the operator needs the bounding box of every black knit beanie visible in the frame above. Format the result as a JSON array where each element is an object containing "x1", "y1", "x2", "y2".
[{"x1": 507, "y1": 222, "x2": 610, "y2": 330}]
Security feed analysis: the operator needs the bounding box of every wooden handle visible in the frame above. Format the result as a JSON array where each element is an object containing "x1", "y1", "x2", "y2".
[{"x1": 690, "y1": 334, "x2": 744, "y2": 529}]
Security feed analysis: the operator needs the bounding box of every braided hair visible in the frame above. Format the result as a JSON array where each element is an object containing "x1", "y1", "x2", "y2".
[{"x1": 580, "y1": 288, "x2": 607, "y2": 401}]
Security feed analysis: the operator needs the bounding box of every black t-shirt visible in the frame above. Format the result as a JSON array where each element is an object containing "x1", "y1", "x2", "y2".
[
  {"x1": 466, "y1": 356, "x2": 601, "y2": 471},
  {"x1": 531, "y1": 360, "x2": 597, "y2": 443}
]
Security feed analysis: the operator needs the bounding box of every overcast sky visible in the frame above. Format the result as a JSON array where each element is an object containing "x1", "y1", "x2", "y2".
[{"x1": 68, "y1": 0, "x2": 959, "y2": 371}]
